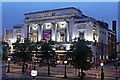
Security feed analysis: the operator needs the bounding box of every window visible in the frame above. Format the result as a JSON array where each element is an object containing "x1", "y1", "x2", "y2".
[
  {"x1": 29, "y1": 33, "x2": 38, "y2": 42},
  {"x1": 60, "y1": 31, "x2": 65, "y2": 42},
  {"x1": 17, "y1": 34, "x2": 21, "y2": 39},
  {"x1": 17, "y1": 34, "x2": 21, "y2": 42},
  {"x1": 79, "y1": 31, "x2": 84, "y2": 39},
  {"x1": 103, "y1": 31, "x2": 104, "y2": 34},
  {"x1": 57, "y1": 30, "x2": 66, "y2": 42},
  {"x1": 105, "y1": 32, "x2": 106, "y2": 35},
  {"x1": 43, "y1": 30, "x2": 51, "y2": 41},
  {"x1": 52, "y1": 13, "x2": 56, "y2": 16},
  {"x1": 93, "y1": 33, "x2": 96, "y2": 40}
]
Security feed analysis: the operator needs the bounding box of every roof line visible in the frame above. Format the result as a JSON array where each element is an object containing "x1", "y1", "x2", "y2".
[{"x1": 24, "y1": 7, "x2": 82, "y2": 15}]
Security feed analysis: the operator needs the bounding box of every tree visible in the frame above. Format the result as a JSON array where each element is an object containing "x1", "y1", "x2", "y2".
[
  {"x1": 13, "y1": 40, "x2": 32, "y2": 73},
  {"x1": 39, "y1": 41, "x2": 55, "y2": 76},
  {"x1": 2, "y1": 41, "x2": 10, "y2": 61},
  {"x1": 69, "y1": 37, "x2": 93, "y2": 80}
]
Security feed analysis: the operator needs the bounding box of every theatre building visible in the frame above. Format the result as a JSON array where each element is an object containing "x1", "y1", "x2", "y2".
[{"x1": 4, "y1": 7, "x2": 117, "y2": 63}]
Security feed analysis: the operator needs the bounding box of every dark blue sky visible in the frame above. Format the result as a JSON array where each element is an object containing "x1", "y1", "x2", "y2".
[{"x1": 2, "y1": 2, "x2": 118, "y2": 38}]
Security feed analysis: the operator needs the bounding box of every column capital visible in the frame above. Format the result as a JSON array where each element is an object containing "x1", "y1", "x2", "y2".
[{"x1": 51, "y1": 22, "x2": 57, "y2": 25}]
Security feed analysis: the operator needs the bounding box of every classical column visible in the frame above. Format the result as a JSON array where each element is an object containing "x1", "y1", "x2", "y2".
[
  {"x1": 67, "y1": 20, "x2": 74, "y2": 42},
  {"x1": 38, "y1": 24, "x2": 44, "y2": 41},
  {"x1": 52, "y1": 22, "x2": 56, "y2": 41},
  {"x1": 66, "y1": 21, "x2": 69, "y2": 42},
  {"x1": 28, "y1": 25, "x2": 31, "y2": 33},
  {"x1": 27, "y1": 25, "x2": 31, "y2": 41},
  {"x1": 41, "y1": 24, "x2": 44, "y2": 40},
  {"x1": 23, "y1": 24, "x2": 28, "y2": 39},
  {"x1": 13, "y1": 29, "x2": 16, "y2": 43},
  {"x1": 37, "y1": 24, "x2": 41, "y2": 41}
]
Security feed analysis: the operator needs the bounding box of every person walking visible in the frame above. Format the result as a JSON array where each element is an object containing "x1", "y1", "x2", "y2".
[{"x1": 25, "y1": 63, "x2": 28, "y2": 74}]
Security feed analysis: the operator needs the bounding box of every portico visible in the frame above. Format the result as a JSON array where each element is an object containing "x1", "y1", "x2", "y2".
[{"x1": 25, "y1": 20, "x2": 71, "y2": 43}]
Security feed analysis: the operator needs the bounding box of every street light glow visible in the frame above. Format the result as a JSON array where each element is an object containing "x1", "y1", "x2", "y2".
[
  {"x1": 8, "y1": 58, "x2": 11, "y2": 61},
  {"x1": 100, "y1": 63, "x2": 104, "y2": 67},
  {"x1": 31, "y1": 70, "x2": 38, "y2": 77},
  {"x1": 64, "y1": 61, "x2": 67, "y2": 64}
]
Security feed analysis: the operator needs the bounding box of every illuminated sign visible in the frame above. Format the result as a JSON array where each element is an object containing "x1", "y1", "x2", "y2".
[{"x1": 36, "y1": 12, "x2": 59, "y2": 18}]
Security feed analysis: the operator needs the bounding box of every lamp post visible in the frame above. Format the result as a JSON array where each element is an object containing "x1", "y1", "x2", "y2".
[
  {"x1": 95, "y1": 40, "x2": 98, "y2": 69},
  {"x1": 64, "y1": 60, "x2": 67, "y2": 78},
  {"x1": 7, "y1": 57, "x2": 11, "y2": 73},
  {"x1": 32, "y1": 53, "x2": 36, "y2": 70},
  {"x1": 31, "y1": 53, "x2": 38, "y2": 79},
  {"x1": 114, "y1": 64, "x2": 118, "y2": 80},
  {"x1": 100, "y1": 62, "x2": 104, "y2": 80},
  {"x1": 7, "y1": 58, "x2": 11, "y2": 73}
]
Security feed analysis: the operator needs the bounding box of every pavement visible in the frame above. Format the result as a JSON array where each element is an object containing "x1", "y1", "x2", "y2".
[
  {"x1": 1, "y1": 62, "x2": 120, "y2": 80},
  {"x1": 2, "y1": 72, "x2": 117, "y2": 80},
  {"x1": 1, "y1": 72, "x2": 102, "y2": 80}
]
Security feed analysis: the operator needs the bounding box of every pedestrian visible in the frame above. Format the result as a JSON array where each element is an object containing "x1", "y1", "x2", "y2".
[{"x1": 25, "y1": 63, "x2": 28, "y2": 74}]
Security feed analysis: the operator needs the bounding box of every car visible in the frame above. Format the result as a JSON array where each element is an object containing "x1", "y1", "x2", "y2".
[
  {"x1": 114, "y1": 61, "x2": 120, "y2": 66},
  {"x1": 114, "y1": 61, "x2": 120, "y2": 67},
  {"x1": 116, "y1": 61, "x2": 120, "y2": 66}
]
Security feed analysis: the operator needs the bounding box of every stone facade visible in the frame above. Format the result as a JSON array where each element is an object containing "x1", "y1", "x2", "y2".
[{"x1": 3, "y1": 7, "x2": 117, "y2": 62}]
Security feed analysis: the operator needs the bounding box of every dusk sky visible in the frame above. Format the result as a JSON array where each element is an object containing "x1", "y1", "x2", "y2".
[{"x1": 2, "y1": 2, "x2": 118, "y2": 38}]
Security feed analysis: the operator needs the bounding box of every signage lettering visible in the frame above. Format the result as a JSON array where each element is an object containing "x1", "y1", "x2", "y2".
[{"x1": 36, "y1": 12, "x2": 59, "y2": 18}]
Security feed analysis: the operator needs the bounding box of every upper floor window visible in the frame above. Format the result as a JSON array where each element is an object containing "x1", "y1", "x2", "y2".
[
  {"x1": 79, "y1": 31, "x2": 84, "y2": 39},
  {"x1": 105, "y1": 32, "x2": 106, "y2": 35}
]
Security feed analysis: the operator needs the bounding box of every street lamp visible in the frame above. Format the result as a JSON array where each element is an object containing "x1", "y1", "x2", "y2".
[
  {"x1": 100, "y1": 62, "x2": 104, "y2": 80},
  {"x1": 31, "y1": 69, "x2": 37, "y2": 79},
  {"x1": 64, "y1": 60, "x2": 67, "y2": 78},
  {"x1": 114, "y1": 64, "x2": 118, "y2": 80},
  {"x1": 94, "y1": 40, "x2": 98, "y2": 69},
  {"x1": 32, "y1": 54, "x2": 36, "y2": 70},
  {"x1": 7, "y1": 57, "x2": 11, "y2": 73}
]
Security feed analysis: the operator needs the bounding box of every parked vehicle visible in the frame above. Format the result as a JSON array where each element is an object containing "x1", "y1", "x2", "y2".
[
  {"x1": 114, "y1": 61, "x2": 120, "y2": 67},
  {"x1": 116, "y1": 61, "x2": 120, "y2": 66}
]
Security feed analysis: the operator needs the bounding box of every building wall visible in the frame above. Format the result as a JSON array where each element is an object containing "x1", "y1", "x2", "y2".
[
  {"x1": 24, "y1": 7, "x2": 82, "y2": 21},
  {"x1": 13, "y1": 24, "x2": 24, "y2": 43},
  {"x1": 98, "y1": 23, "x2": 108, "y2": 60},
  {"x1": 117, "y1": 42, "x2": 120, "y2": 59},
  {"x1": 3, "y1": 30, "x2": 13, "y2": 53},
  {"x1": 118, "y1": 2, "x2": 120, "y2": 41},
  {"x1": 108, "y1": 30, "x2": 117, "y2": 60},
  {"x1": 3, "y1": 7, "x2": 117, "y2": 61}
]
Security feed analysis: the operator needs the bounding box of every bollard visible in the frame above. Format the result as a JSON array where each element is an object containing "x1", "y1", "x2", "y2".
[{"x1": 96, "y1": 73, "x2": 99, "y2": 80}]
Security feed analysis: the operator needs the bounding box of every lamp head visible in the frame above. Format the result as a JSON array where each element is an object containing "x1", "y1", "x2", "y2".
[
  {"x1": 64, "y1": 61, "x2": 67, "y2": 64},
  {"x1": 100, "y1": 63, "x2": 104, "y2": 66},
  {"x1": 8, "y1": 58, "x2": 11, "y2": 61},
  {"x1": 31, "y1": 70, "x2": 37, "y2": 77}
]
